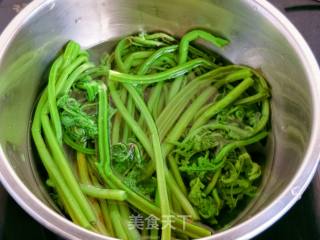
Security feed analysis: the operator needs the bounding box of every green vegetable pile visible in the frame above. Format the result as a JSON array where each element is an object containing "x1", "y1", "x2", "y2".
[{"x1": 32, "y1": 29, "x2": 271, "y2": 239}]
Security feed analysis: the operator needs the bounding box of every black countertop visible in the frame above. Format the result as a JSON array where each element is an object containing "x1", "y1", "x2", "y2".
[{"x1": 0, "y1": 0, "x2": 320, "y2": 240}]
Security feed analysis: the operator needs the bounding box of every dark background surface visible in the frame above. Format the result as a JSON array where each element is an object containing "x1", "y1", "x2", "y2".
[{"x1": 0, "y1": 0, "x2": 320, "y2": 239}]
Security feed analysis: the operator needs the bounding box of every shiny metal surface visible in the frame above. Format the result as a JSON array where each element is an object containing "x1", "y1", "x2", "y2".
[{"x1": 0, "y1": 0, "x2": 319, "y2": 239}]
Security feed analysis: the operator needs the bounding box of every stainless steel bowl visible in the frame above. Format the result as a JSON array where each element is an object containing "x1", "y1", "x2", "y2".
[{"x1": 0, "y1": 0, "x2": 320, "y2": 239}]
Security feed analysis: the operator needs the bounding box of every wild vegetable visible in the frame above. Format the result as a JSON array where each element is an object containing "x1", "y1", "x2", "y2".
[{"x1": 32, "y1": 29, "x2": 271, "y2": 239}]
